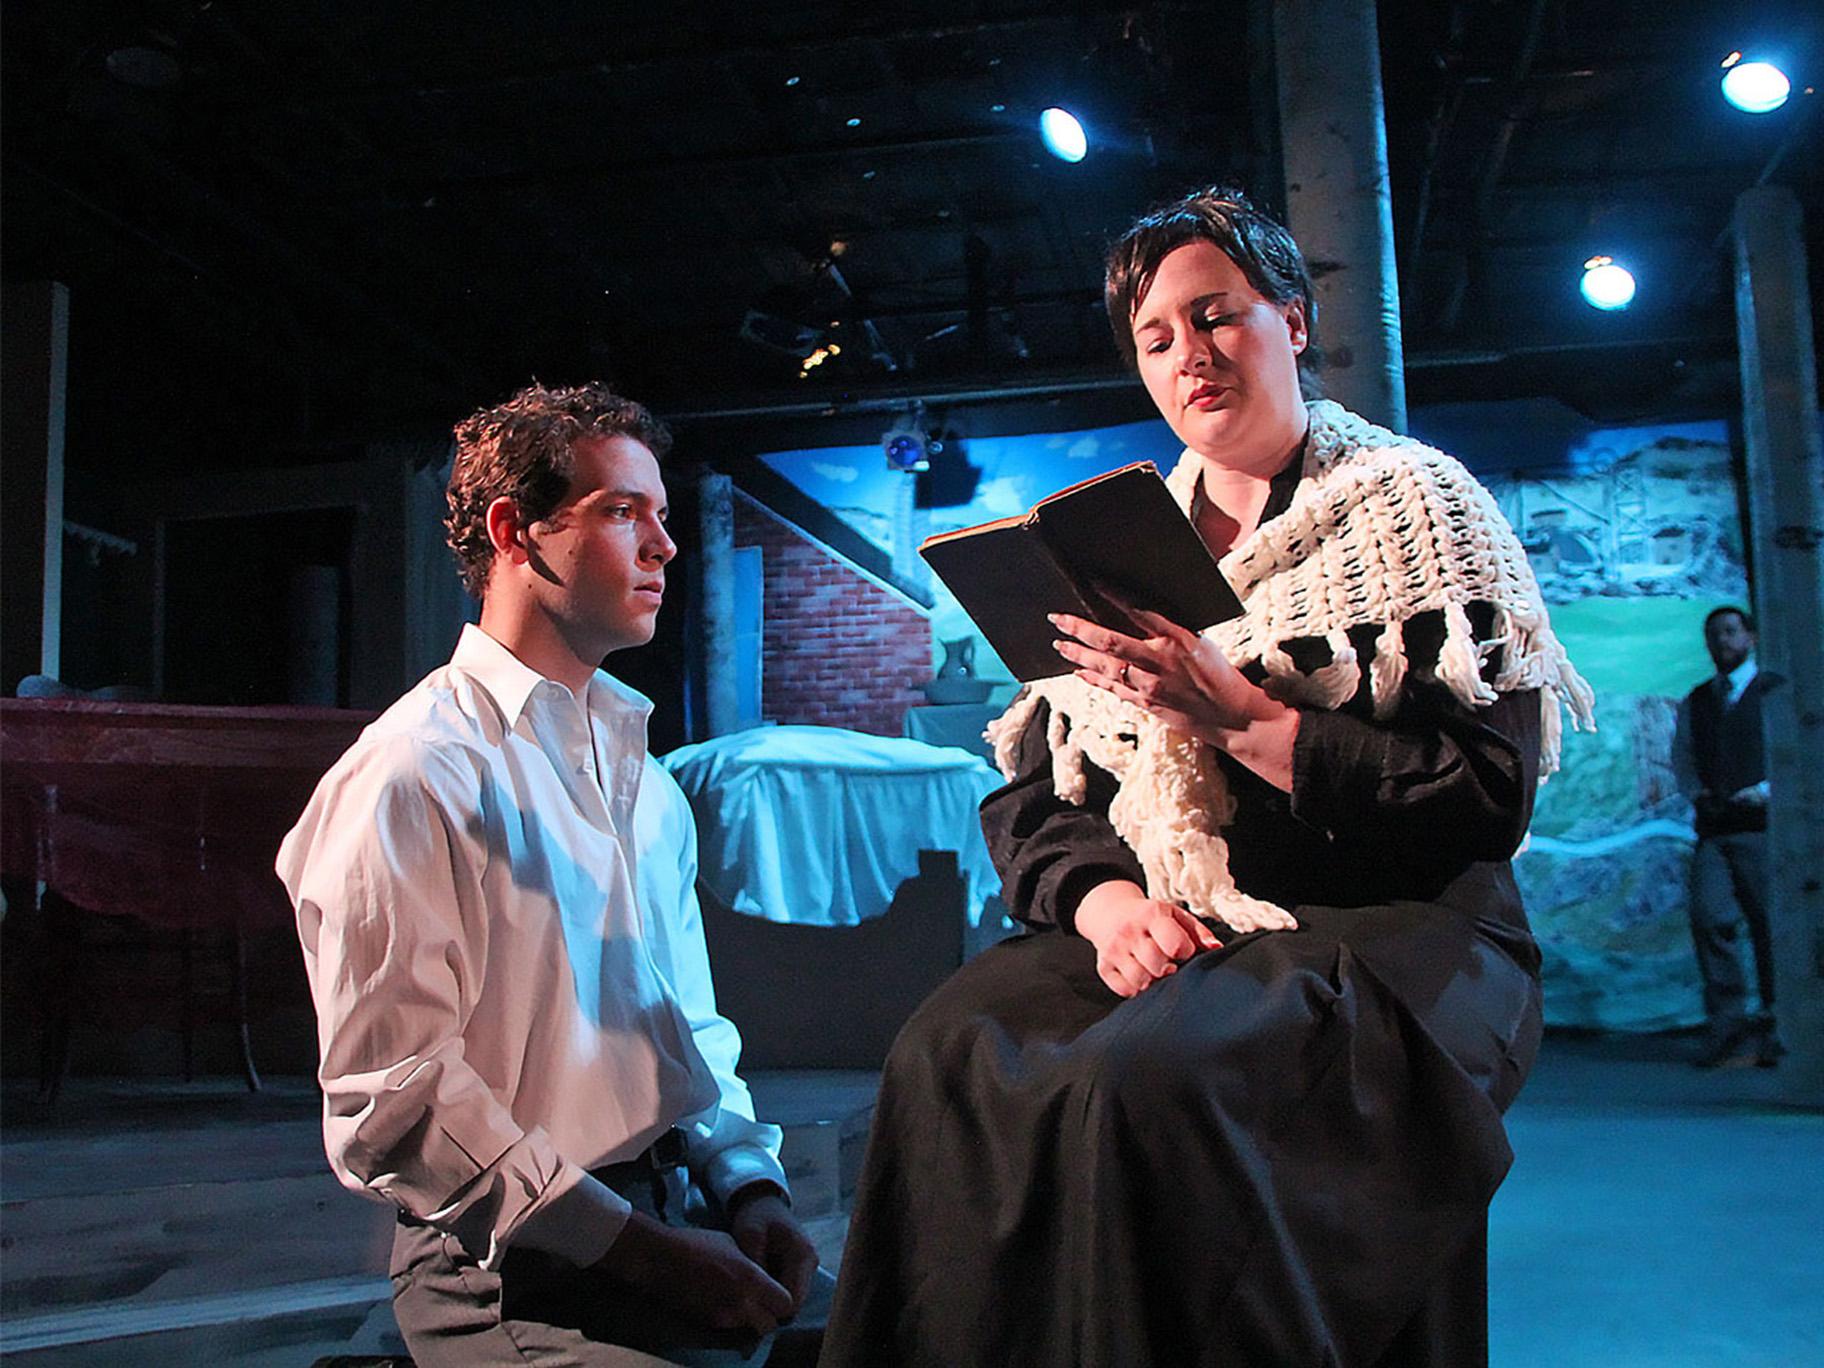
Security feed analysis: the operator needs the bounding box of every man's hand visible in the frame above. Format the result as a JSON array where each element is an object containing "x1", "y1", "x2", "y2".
[
  {"x1": 725, "y1": 1186, "x2": 819, "y2": 1313},
  {"x1": 595, "y1": 1211, "x2": 794, "y2": 1336},
  {"x1": 1074, "y1": 880, "x2": 1221, "y2": 998},
  {"x1": 1729, "y1": 784, "x2": 1769, "y2": 810}
]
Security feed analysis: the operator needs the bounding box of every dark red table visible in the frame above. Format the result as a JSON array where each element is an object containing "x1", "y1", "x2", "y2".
[{"x1": 1, "y1": 699, "x2": 373, "y2": 1097}]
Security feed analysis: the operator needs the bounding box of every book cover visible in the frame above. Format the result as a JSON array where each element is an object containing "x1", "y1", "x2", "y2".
[{"x1": 919, "y1": 462, "x2": 1243, "y2": 683}]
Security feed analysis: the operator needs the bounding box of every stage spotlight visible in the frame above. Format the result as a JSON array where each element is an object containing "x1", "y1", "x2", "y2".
[
  {"x1": 1039, "y1": 107, "x2": 1087, "y2": 162},
  {"x1": 1721, "y1": 59, "x2": 1791, "y2": 113},
  {"x1": 883, "y1": 423, "x2": 930, "y2": 472},
  {"x1": 1580, "y1": 256, "x2": 1637, "y2": 311}
]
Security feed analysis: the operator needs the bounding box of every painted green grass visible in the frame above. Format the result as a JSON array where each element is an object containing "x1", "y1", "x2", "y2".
[
  {"x1": 1529, "y1": 596, "x2": 1728, "y2": 837},
  {"x1": 1546, "y1": 596, "x2": 1716, "y2": 699}
]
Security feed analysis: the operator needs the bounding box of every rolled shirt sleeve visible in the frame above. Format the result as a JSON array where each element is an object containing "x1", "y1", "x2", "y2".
[{"x1": 280, "y1": 736, "x2": 628, "y2": 1269}]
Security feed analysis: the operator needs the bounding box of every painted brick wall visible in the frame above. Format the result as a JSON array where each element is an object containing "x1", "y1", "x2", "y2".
[{"x1": 734, "y1": 497, "x2": 931, "y2": 736}]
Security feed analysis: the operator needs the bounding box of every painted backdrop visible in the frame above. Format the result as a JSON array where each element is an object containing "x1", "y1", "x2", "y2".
[{"x1": 759, "y1": 398, "x2": 1743, "y2": 1029}]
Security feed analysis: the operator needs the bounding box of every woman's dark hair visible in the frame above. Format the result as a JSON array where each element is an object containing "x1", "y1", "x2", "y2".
[
  {"x1": 1103, "y1": 185, "x2": 1317, "y2": 379},
  {"x1": 444, "y1": 380, "x2": 672, "y2": 599}
]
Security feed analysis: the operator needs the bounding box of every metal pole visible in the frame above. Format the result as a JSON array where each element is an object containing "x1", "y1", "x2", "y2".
[
  {"x1": 1272, "y1": 0, "x2": 1408, "y2": 431},
  {"x1": 696, "y1": 471, "x2": 740, "y2": 739}
]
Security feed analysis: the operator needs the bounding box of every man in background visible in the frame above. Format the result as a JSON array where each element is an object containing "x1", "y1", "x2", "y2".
[
  {"x1": 279, "y1": 382, "x2": 819, "y2": 1365},
  {"x1": 1671, "y1": 605, "x2": 1785, "y2": 1070}
]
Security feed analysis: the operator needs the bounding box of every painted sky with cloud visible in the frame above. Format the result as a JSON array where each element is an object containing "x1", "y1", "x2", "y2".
[
  {"x1": 759, "y1": 417, "x2": 1183, "y2": 555},
  {"x1": 759, "y1": 417, "x2": 1184, "y2": 682}
]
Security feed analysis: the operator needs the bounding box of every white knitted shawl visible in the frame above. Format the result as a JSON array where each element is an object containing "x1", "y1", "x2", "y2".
[{"x1": 985, "y1": 400, "x2": 1596, "y2": 933}]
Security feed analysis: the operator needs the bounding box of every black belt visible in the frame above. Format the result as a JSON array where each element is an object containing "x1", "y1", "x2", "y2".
[
  {"x1": 593, "y1": 1126, "x2": 690, "y2": 1222},
  {"x1": 591, "y1": 1125, "x2": 689, "y2": 1184}
]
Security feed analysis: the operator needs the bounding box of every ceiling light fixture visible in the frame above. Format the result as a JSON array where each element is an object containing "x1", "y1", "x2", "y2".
[
  {"x1": 883, "y1": 407, "x2": 933, "y2": 471},
  {"x1": 798, "y1": 343, "x2": 841, "y2": 378},
  {"x1": 1721, "y1": 59, "x2": 1791, "y2": 113},
  {"x1": 1580, "y1": 256, "x2": 1637, "y2": 311},
  {"x1": 1039, "y1": 107, "x2": 1087, "y2": 162},
  {"x1": 105, "y1": 45, "x2": 182, "y2": 90}
]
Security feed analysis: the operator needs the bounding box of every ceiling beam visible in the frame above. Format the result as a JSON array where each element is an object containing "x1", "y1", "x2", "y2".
[
  {"x1": 369, "y1": 126, "x2": 1033, "y2": 197},
  {"x1": 1440, "y1": 0, "x2": 1553, "y2": 334},
  {"x1": 217, "y1": 4, "x2": 1200, "y2": 111},
  {"x1": 39, "y1": 123, "x2": 483, "y2": 396},
  {"x1": 660, "y1": 328, "x2": 1736, "y2": 421}
]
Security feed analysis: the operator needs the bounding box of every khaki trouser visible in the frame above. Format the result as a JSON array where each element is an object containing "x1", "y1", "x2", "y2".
[{"x1": 389, "y1": 1162, "x2": 781, "y2": 1368}]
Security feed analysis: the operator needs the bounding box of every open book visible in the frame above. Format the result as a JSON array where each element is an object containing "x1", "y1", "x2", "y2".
[{"x1": 919, "y1": 461, "x2": 1243, "y2": 682}]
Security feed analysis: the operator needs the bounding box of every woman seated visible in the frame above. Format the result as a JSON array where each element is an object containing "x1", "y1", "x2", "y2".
[{"x1": 818, "y1": 187, "x2": 1593, "y2": 1368}]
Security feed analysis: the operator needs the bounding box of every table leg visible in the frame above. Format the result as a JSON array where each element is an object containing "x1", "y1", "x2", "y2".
[
  {"x1": 232, "y1": 923, "x2": 261, "y2": 1093},
  {"x1": 36, "y1": 889, "x2": 80, "y2": 1104},
  {"x1": 180, "y1": 927, "x2": 196, "y2": 1082}
]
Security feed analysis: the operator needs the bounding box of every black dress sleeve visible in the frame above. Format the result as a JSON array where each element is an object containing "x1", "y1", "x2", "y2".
[
  {"x1": 981, "y1": 684, "x2": 1545, "y2": 928},
  {"x1": 1290, "y1": 685, "x2": 1542, "y2": 866},
  {"x1": 979, "y1": 699, "x2": 1145, "y2": 933}
]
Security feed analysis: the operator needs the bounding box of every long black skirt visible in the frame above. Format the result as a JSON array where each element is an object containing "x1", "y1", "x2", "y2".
[{"x1": 818, "y1": 901, "x2": 1543, "y2": 1368}]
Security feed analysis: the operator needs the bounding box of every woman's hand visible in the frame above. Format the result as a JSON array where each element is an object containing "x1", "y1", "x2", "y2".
[
  {"x1": 1050, "y1": 607, "x2": 1300, "y2": 792},
  {"x1": 1051, "y1": 608, "x2": 1272, "y2": 735},
  {"x1": 1074, "y1": 880, "x2": 1221, "y2": 997}
]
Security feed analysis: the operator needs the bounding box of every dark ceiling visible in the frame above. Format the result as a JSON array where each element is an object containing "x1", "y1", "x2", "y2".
[{"x1": 4, "y1": 1, "x2": 1820, "y2": 478}]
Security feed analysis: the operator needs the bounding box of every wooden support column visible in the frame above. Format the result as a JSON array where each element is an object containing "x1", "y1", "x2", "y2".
[{"x1": 1734, "y1": 184, "x2": 1824, "y2": 1103}]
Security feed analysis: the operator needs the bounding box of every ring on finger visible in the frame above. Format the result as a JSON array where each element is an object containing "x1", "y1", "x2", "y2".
[{"x1": 1119, "y1": 661, "x2": 1132, "y2": 686}]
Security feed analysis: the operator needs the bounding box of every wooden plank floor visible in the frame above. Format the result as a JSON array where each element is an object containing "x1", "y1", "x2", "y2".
[
  {"x1": 8, "y1": 1039, "x2": 1818, "y2": 1364},
  {"x1": 0, "y1": 1071, "x2": 876, "y2": 1365}
]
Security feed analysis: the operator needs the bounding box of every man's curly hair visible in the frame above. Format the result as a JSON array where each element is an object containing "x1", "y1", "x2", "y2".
[{"x1": 444, "y1": 381, "x2": 672, "y2": 599}]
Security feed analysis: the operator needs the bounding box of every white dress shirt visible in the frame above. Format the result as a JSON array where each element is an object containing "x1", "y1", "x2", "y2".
[
  {"x1": 1719, "y1": 656, "x2": 1759, "y2": 707},
  {"x1": 278, "y1": 624, "x2": 785, "y2": 1271}
]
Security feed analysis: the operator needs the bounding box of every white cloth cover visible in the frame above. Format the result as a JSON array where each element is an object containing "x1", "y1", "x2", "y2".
[{"x1": 662, "y1": 725, "x2": 1004, "y2": 927}]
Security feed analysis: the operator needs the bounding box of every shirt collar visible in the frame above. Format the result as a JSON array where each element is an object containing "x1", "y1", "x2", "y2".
[
  {"x1": 451, "y1": 623, "x2": 654, "y2": 730},
  {"x1": 1722, "y1": 655, "x2": 1758, "y2": 695}
]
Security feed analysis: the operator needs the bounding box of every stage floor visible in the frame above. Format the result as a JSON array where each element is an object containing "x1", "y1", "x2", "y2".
[
  {"x1": 1491, "y1": 1031, "x2": 1821, "y2": 1366},
  {"x1": 2, "y1": 1034, "x2": 1817, "y2": 1365},
  {"x1": 0, "y1": 1070, "x2": 874, "y2": 1366}
]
